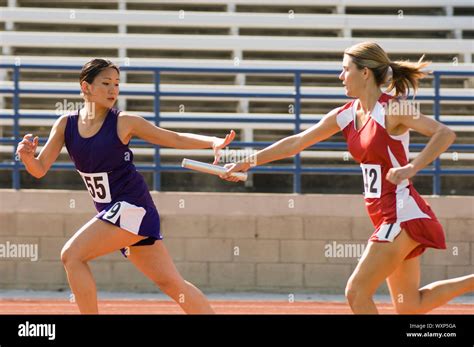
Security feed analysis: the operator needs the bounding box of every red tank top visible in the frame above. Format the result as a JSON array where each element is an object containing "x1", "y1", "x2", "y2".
[{"x1": 336, "y1": 93, "x2": 433, "y2": 229}]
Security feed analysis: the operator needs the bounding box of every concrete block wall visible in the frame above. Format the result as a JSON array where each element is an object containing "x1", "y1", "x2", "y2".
[{"x1": 0, "y1": 190, "x2": 472, "y2": 296}]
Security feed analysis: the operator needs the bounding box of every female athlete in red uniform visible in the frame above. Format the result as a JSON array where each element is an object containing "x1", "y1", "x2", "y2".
[{"x1": 221, "y1": 42, "x2": 474, "y2": 314}]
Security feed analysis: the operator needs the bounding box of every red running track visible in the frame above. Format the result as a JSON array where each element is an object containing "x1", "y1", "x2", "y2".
[{"x1": 1, "y1": 299, "x2": 473, "y2": 314}]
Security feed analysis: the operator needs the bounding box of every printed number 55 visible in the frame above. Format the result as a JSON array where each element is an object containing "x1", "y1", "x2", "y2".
[{"x1": 84, "y1": 176, "x2": 106, "y2": 199}]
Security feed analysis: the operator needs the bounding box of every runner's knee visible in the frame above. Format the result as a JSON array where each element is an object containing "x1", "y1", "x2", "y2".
[
  {"x1": 61, "y1": 242, "x2": 86, "y2": 265},
  {"x1": 154, "y1": 274, "x2": 185, "y2": 293},
  {"x1": 345, "y1": 277, "x2": 375, "y2": 306}
]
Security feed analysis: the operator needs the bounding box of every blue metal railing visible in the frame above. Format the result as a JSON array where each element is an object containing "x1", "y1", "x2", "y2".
[{"x1": 0, "y1": 64, "x2": 473, "y2": 194}]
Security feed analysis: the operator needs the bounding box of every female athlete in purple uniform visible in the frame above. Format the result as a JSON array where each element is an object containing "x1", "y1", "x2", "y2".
[{"x1": 16, "y1": 59, "x2": 235, "y2": 314}]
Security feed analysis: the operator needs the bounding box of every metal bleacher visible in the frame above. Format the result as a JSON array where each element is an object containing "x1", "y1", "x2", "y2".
[{"x1": 0, "y1": 0, "x2": 473, "y2": 194}]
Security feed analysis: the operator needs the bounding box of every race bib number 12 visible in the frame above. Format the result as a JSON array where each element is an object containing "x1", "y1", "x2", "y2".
[{"x1": 361, "y1": 163, "x2": 381, "y2": 198}]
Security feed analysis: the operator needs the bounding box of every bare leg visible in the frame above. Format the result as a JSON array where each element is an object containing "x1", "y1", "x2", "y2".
[
  {"x1": 387, "y1": 256, "x2": 474, "y2": 314},
  {"x1": 127, "y1": 241, "x2": 214, "y2": 314},
  {"x1": 61, "y1": 218, "x2": 145, "y2": 314},
  {"x1": 345, "y1": 229, "x2": 420, "y2": 314}
]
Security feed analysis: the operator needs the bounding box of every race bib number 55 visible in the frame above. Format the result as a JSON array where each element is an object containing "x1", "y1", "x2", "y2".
[
  {"x1": 361, "y1": 163, "x2": 381, "y2": 198},
  {"x1": 78, "y1": 170, "x2": 112, "y2": 203}
]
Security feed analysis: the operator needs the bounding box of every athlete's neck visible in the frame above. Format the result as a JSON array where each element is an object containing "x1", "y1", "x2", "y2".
[
  {"x1": 79, "y1": 102, "x2": 109, "y2": 123},
  {"x1": 357, "y1": 87, "x2": 383, "y2": 115}
]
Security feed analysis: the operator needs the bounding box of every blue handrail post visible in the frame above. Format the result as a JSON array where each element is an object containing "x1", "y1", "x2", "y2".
[
  {"x1": 12, "y1": 65, "x2": 20, "y2": 190},
  {"x1": 433, "y1": 73, "x2": 441, "y2": 195},
  {"x1": 153, "y1": 70, "x2": 161, "y2": 191},
  {"x1": 294, "y1": 72, "x2": 302, "y2": 194}
]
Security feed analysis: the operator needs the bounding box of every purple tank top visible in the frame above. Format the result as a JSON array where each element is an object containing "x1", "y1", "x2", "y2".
[{"x1": 64, "y1": 108, "x2": 154, "y2": 212}]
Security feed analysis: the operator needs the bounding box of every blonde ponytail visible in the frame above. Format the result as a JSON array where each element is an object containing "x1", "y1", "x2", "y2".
[
  {"x1": 344, "y1": 42, "x2": 431, "y2": 97},
  {"x1": 387, "y1": 55, "x2": 431, "y2": 97}
]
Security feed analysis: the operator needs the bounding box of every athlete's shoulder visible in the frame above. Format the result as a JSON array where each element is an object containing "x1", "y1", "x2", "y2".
[
  {"x1": 54, "y1": 114, "x2": 69, "y2": 130},
  {"x1": 117, "y1": 110, "x2": 133, "y2": 118},
  {"x1": 337, "y1": 99, "x2": 356, "y2": 114},
  {"x1": 335, "y1": 99, "x2": 356, "y2": 130},
  {"x1": 116, "y1": 111, "x2": 148, "y2": 138},
  {"x1": 116, "y1": 110, "x2": 143, "y2": 125}
]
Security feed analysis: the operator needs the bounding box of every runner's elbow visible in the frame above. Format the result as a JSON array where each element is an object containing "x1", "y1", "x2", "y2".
[
  {"x1": 288, "y1": 135, "x2": 306, "y2": 156},
  {"x1": 443, "y1": 127, "x2": 456, "y2": 144},
  {"x1": 29, "y1": 161, "x2": 47, "y2": 179},
  {"x1": 30, "y1": 169, "x2": 46, "y2": 179}
]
